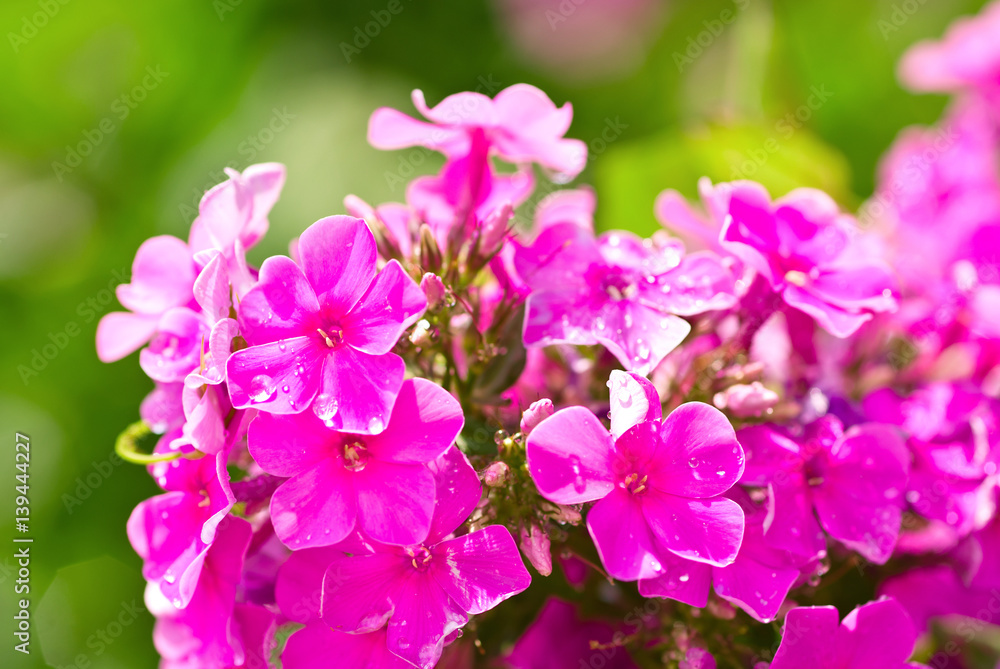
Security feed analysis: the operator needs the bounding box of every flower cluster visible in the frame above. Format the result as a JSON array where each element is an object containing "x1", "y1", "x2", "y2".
[{"x1": 101, "y1": 6, "x2": 1000, "y2": 666}]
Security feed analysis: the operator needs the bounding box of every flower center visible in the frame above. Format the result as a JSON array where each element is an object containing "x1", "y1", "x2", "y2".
[
  {"x1": 342, "y1": 440, "x2": 369, "y2": 471},
  {"x1": 316, "y1": 326, "x2": 345, "y2": 348},
  {"x1": 601, "y1": 273, "x2": 638, "y2": 301},
  {"x1": 621, "y1": 472, "x2": 648, "y2": 496},
  {"x1": 406, "y1": 546, "x2": 433, "y2": 571},
  {"x1": 784, "y1": 270, "x2": 809, "y2": 287}
]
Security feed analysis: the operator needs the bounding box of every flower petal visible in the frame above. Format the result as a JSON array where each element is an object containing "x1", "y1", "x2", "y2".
[
  {"x1": 644, "y1": 492, "x2": 745, "y2": 567},
  {"x1": 344, "y1": 260, "x2": 427, "y2": 355},
  {"x1": 321, "y1": 552, "x2": 403, "y2": 633},
  {"x1": 319, "y1": 347, "x2": 406, "y2": 434},
  {"x1": 650, "y1": 402, "x2": 744, "y2": 498},
  {"x1": 426, "y1": 447, "x2": 482, "y2": 543},
  {"x1": 713, "y1": 555, "x2": 800, "y2": 623},
  {"x1": 226, "y1": 336, "x2": 325, "y2": 414},
  {"x1": 355, "y1": 460, "x2": 436, "y2": 546},
  {"x1": 431, "y1": 525, "x2": 531, "y2": 615},
  {"x1": 608, "y1": 370, "x2": 662, "y2": 440},
  {"x1": 117, "y1": 235, "x2": 195, "y2": 314},
  {"x1": 637, "y1": 553, "x2": 712, "y2": 607},
  {"x1": 770, "y1": 606, "x2": 840, "y2": 669},
  {"x1": 299, "y1": 216, "x2": 377, "y2": 313},
  {"x1": 237, "y1": 255, "x2": 319, "y2": 345},
  {"x1": 526, "y1": 406, "x2": 615, "y2": 504},
  {"x1": 271, "y1": 462, "x2": 357, "y2": 549},
  {"x1": 96, "y1": 311, "x2": 160, "y2": 362},
  {"x1": 834, "y1": 598, "x2": 919, "y2": 669},
  {"x1": 586, "y1": 489, "x2": 663, "y2": 581},
  {"x1": 366, "y1": 379, "x2": 464, "y2": 464},
  {"x1": 386, "y1": 571, "x2": 468, "y2": 669}
]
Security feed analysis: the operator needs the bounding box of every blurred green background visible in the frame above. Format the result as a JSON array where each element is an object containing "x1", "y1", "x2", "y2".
[{"x1": 0, "y1": 0, "x2": 987, "y2": 666}]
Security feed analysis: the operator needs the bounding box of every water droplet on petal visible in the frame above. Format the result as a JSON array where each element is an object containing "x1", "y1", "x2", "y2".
[{"x1": 249, "y1": 374, "x2": 276, "y2": 403}]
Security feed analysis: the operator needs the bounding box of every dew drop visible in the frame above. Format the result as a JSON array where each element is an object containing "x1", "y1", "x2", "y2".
[
  {"x1": 313, "y1": 393, "x2": 340, "y2": 421},
  {"x1": 249, "y1": 374, "x2": 276, "y2": 402}
]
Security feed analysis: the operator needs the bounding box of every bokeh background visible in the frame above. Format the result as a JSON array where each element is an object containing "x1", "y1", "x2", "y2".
[{"x1": 0, "y1": 0, "x2": 989, "y2": 666}]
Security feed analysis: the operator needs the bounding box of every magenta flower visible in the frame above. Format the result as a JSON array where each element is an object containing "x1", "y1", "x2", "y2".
[
  {"x1": 515, "y1": 210, "x2": 736, "y2": 375},
  {"x1": 771, "y1": 598, "x2": 928, "y2": 669},
  {"x1": 655, "y1": 177, "x2": 737, "y2": 256},
  {"x1": 898, "y1": 1, "x2": 1000, "y2": 103},
  {"x1": 738, "y1": 415, "x2": 910, "y2": 565},
  {"x1": 721, "y1": 182, "x2": 898, "y2": 337},
  {"x1": 368, "y1": 84, "x2": 588, "y2": 178},
  {"x1": 320, "y1": 447, "x2": 531, "y2": 669},
  {"x1": 526, "y1": 371, "x2": 745, "y2": 581},
  {"x1": 97, "y1": 235, "x2": 198, "y2": 363},
  {"x1": 503, "y1": 598, "x2": 638, "y2": 669},
  {"x1": 189, "y1": 163, "x2": 286, "y2": 296},
  {"x1": 639, "y1": 488, "x2": 817, "y2": 622},
  {"x1": 127, "y1": 450, "x2": 234, "y2": 609},
  {"x1": 146, "y1": 515, "x2": 252, "y2": 669},
  {"x1": 863, "y1": 383, "x2": 999, "y2": 539},
  {"x1": 226, "y1": 215, "x2": 427, "y2": 430},
  {"x1": 248, "y1": 378, "x2": 464, "y2": 548}
]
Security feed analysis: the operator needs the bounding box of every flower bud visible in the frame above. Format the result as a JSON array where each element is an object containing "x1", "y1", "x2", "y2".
[
  {"x1": 482, "y1": 461, "x2": 510, "y2": 487},
  {"x1": 419, "y1": 223, "x2": 443, "y2": 271},
  {"x1": 680, "y1": 648, "x2": 716, "y2": 669},
  {"x1": 420, "y1": 273, "x2": 447, "y2": 311},
  {"x1": 712, "y1": 381, "x2": 779, "y2": 418},
  {"x1": 518, "y1": 523, "x2": 552, "y2": 576},
  {"x1": 520, "y1": 398, "x2": 554, "y2": 435}
]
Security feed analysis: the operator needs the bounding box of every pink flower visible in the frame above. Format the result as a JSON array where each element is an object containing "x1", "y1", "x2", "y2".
[
  {"x1": 898, "y1": 0, "x2": 1000, "y2": 104},
  {"x1": 771, "y1": 598, "x2": 928, "y2": 669},
  {"x1": 655, "y1": 177, "x2": 737, "y2": 256},
  {"x1": 189, "y1": 163, "x2": 286, "y2": 296},
  {"x1": 526, "y1": 371, "x2": 745, "y2": 581},
  {"x1": 226, "y1": 215, "x2": 427, "y2": 430},
  {"x1": 515, "y1": 204, "x2": 735, "y2": 375},
  {"x1": 127, "y1": 450, "x2": 234, "y2": 609},
  {"x1": 248, "y1": 378, "x2": 464, "y2": 548},
  {"x1": 146, "y1": 515, "x2": 252, "y2": 669},
  {"x1": 97, "y1": 235, "x2": 198, "y2": 363},
  {"x1": 863, "y1": 383, "x2": 999, "y2": 538},
  {"x1": 368, "y1": 84, "x2": 587, "y2": 178},
  {"x1": 320, "y1": 447, "x2": 531, "y2": 669},
  {"x1": 721, "y1": 182, "x2": 898, "y2": 337},
  {"x1": 503, "y1": 598, "x2": 638, "y2": 669},
  {"x1": 738, "y1": 416, "x2": 910, "y2": 564}
]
